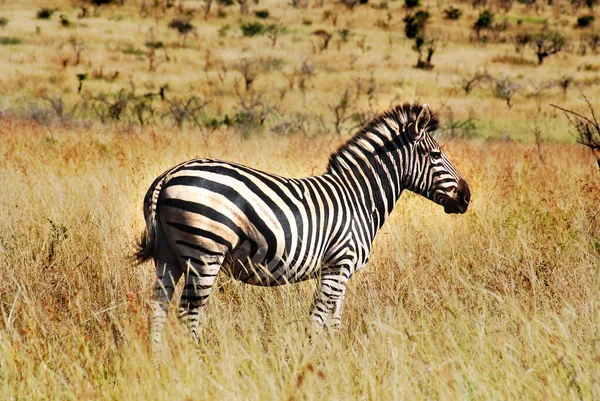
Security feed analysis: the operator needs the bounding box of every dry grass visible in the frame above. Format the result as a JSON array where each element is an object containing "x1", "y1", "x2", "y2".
[
  {"x1": 1, "y1": 0, "x2": 600, "y2": 399},
  {"x1": 0, "y1": 0, "x2": 599, "y2": 141},
  {"x1": 1, "y1": 119, "x2": 599, "y2": 400}
]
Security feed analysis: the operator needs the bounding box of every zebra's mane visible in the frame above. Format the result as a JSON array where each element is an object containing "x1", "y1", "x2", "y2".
[{"x1": 327, "y1": 103, "x2": 439, "y2": 171}]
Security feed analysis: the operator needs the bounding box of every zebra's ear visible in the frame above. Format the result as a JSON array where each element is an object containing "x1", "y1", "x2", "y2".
[{"x1": 413, "y1": 104, "x2": 431, "y2": 140}]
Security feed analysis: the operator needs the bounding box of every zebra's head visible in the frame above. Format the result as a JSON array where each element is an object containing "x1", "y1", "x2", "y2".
[{"x1": 400, "y1": 104, "x2": 470, "y2": 214}]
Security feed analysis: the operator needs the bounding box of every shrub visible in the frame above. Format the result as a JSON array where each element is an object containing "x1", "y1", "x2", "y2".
[
  {"x1": 443, "y1": 6, "x2": 462, "y2": 20},
  {"x1": 0, "y1": 36, "x2": 21, "y2": 45},
  {"x1": 60, "y1": 15, "x2": 70, "y2": 27},
  {"x1": 241, "y1": 22, "x2": 265, "y2": 36},
  {"x1": 36, "y1": 8, "x2": 54, "y2": 19},
  {"x1": 168, "y1": 18, "x2": 194, "y2": 35},
  {"x1": 512, "y1": 31, "x2": 532, "y2": 52},
  {"x1": 90, "y1": 0, "x2": 117, "y2": 5},
  {"x1": 0, "y1": 17, "x2": 8, "y2": 28},
  {"x1": 218, "y1": 25, "x2": 230, "y2": 37},
  {"x1": 404, "y1": 0, "x2": 420, "y2": 8},
  {"x1": 122, "y1": 46, "x2": 145, "y2": 56},
  {"x1": 473, "y1": 10, "x2": 494, "y2": 40},
  {"x1": 576, "y1": 15, "x2": 595, "y2": 28},
  {"x1": 493, "y1": 77, "x2": 519, "y2": 108},
  {"x1": 337, "y1": 28, "x2": 351, "y2": 42},
  {"x1": 145, "y1": 40, "x2": 164, "y2": 49},
  {"x1": 254, "y1": 9, "x2": 269, "y2": 19},
  {"x1": 475, "y1": 10, "x2": 494, "y2": 30}
]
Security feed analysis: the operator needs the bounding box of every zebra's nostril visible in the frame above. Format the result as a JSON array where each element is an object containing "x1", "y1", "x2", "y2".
[{"x1": 457, "y1": 179, "x2": 471, "y2": 205}]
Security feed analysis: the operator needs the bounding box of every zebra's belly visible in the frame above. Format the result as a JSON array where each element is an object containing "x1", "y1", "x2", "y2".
[{"x1": 221, "y1": 241, "x2": 317, "y2": 286}]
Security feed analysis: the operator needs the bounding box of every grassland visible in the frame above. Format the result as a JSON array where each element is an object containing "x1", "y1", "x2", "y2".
[{"x1": 1, "y1": 0, "x2": 600, "y2": 399}]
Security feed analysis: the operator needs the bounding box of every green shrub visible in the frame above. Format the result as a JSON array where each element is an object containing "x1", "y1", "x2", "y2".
[
  {"x1": 404, "y1": 0, "x2": 420, "y2": 7},
  {"x1": 145, "y1": 41, "x2": 164, "y2": 49},
  {"x1": 443, "y1": 6, "x2": 462, "y2": 20},
  {"x1": 241, "y1": 22, "x2": 265, "y2": 36},
  {"x1": 168, "y1": 18, "x2": 194, "y2": 35},
  {"x1": 90, "y1": 0, "x2": 117, "y2": 5},
  {"x1": 254, "y1": 9, "x2": 269, "y2": 19},
  {"x1": 60, "y1": 15, "x2": 70, "y2": 27},
  {"x1": 576, "y1": 15, "x2": 595, "y2": 28},
  {"x1": 0, "y1": 36, "x2": 21, "y2": 45},
  {"x1": 475, "y1": 10, "x2": 494, "y2": 30},
  {"x1": 122, "y1": 46, "x2": 145, "y2": 56},
  {"x1": 337, "y1": 28, "x2": 351, "y2": 42},
  {"x1": 36, "y1": 8, "x2": 54, "y2": 19},
  {"x1": 0, "y1": 17, "x2": 8, "y2": 27}
]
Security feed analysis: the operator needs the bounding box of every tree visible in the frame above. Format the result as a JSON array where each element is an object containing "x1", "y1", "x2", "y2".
[
  {"x1": 413, "y1": 36, "x2": 436, "y2": 69},
  {"x1": 473, "y1": 10, "x2": 493, "y2": 40},
  {"x1": 403, "y1": 11, "x2": 434, "y2": 69},
  {"x1": 168, "y1": 17, "x2": 195, "y2": 47},
  {"x1": 403, "y1": 11, "x2": 429, "y2": 38},
  {"x1": 529, "y1": 27, "x2": 567, "y2": 65}
]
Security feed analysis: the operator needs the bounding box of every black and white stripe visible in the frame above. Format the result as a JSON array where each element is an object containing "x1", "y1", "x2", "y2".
[{"x1": 136, "y1": 103, "x2": 471, "y2": 349}]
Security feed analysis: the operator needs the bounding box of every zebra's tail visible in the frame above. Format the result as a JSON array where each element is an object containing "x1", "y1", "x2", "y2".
[{"x1": 135, "y1": 175, "x2": 166, "y2": 264}]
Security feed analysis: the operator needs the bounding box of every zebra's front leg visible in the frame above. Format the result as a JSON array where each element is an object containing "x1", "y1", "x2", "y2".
[
  {"x1": 178, "y1": 259, "x2": 221, "y2": 345},
  {"x1": 309, "y1": 269, "x2": 349, "y2": 335},
  {"x1": 329, "y1": 290, "x2": 347, "y2": 331}
]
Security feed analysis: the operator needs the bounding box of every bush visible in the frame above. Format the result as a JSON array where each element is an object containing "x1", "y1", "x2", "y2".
[
  {"x1": 241, "y1": 22, "x2": 265, "y2": 36},
  {"x1": 36, "y1": 8, "x2": 54, "y2": 19},
  {"x1": 0, "y1": 17, "x2": 8, "y2": 28},
  {"x1": 145, "y1": 40, "x2": 164, "y2": 49},
  {"x1": 168, "y1": 18, "x2": 194, "y2": 35},
  {"x1": 443, "y1": 6, "x2": 462, "y2": 20},
  {"x1": 60, "y1": 15, "x2": 70, "y2": 27},
  {"x1": 512, "y1": 31, "x2": 532, "y2": 52},
  {"x1": 576, "y1": 15, "x2": 595, "y2": 28},
  {"x1": 254, "y1": 9, "x2": 269, "y2": 19},
  {"x1": 404, "y1": 0, "x2": 420, "y2": 8},
  {"x1": 0, "y1": 36, "x2": 21, "y2": 45},
  {"x1": 403, "y1": 10, "x2": 429, "y2": 39},
  {"x1": 337, "y1": 28, "x2": 351, "y2": 42},
  {"x1": 475, "y1": 10, "x2": 494, "y2": 30}
]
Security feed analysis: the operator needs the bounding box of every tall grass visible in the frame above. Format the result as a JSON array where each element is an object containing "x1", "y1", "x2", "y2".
[{"x1": 1, "y1": 119, "x2": 599, "y2": 399}]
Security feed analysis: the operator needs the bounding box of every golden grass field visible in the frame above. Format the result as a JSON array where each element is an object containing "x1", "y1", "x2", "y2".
[{"x1": 1, "y1": 0, "x2": 600, "y2": 399}]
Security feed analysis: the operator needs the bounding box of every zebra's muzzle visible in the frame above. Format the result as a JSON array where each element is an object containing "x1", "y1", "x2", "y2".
[{"x1": 443, "y1": 179, "x2": 470, "y2": 214}]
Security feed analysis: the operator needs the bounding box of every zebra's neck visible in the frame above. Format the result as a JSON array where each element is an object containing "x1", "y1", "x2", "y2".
[{"x1": 326, "y1": 128, "x2": 408, "y2": 234}]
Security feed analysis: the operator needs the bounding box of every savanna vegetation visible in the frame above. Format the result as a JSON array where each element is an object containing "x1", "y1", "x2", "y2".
[{"x1": 1, "y1": 0, "x2": 599, "y2": 399}]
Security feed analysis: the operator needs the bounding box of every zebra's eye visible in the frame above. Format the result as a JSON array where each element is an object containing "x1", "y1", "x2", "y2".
[{"x1": 430, "y1": 151, "x2": 442, "y2": 161}]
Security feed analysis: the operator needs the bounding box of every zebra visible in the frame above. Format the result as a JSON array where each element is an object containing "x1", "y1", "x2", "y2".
[{"x1": 136, "y1": 103, "x2": 470, "y2": 350}]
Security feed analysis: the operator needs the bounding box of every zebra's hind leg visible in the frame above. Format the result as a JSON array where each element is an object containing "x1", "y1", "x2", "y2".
[
  {"x1": 178, "y1": 256, "x2": 222, "y2": 345},
  {"x1": 152, "y1": 248, "x2": 183, "y2": 355}
]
